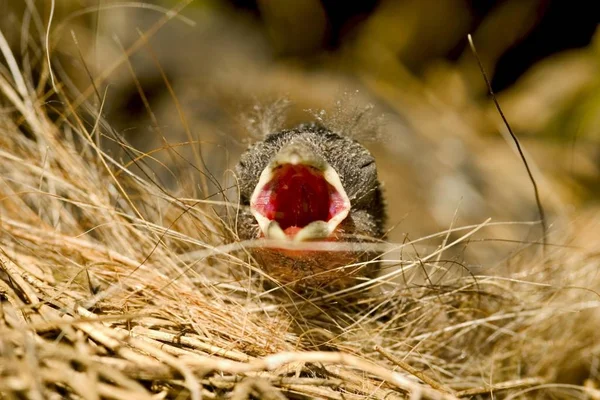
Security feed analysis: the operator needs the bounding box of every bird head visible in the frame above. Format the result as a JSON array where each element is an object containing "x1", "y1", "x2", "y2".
[{"x1": 235, "y1": 123, "x2": 385, "y2": 288}]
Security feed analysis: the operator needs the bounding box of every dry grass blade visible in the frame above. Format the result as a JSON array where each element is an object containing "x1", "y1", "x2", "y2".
[
  {"x1": 1, "y1": 5, "x2": 600, "y2": 400},
  {"x1": 467, "y1": 34, "x2": 547, "y2": 254}
]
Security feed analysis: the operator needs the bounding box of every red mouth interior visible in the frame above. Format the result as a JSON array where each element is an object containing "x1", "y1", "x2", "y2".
[{"x1": 253, "y1": 164, "x2": 346, "y2": 235}]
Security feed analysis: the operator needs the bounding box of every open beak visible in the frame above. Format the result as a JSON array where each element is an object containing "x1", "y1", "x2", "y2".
[{"x1": 249, "y1": 141, "x2": 351, "y2": 242}]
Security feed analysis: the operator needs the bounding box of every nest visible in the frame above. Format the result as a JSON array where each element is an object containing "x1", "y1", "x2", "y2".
[{"x1": 1, "y1": 9, "x2": 600, "y2": 400}]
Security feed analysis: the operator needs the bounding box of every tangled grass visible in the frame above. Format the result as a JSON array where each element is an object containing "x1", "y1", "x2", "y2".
[{"x1": 1, "y1": 5, "x2": 600, "y2": 400}]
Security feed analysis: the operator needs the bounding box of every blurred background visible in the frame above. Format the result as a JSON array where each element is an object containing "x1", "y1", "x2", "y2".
[{"x1": 2, "y1": 0, "x2": 599, "y2": 267}]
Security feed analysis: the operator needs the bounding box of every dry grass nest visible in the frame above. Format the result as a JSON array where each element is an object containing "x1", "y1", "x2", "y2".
[{"x1": 1, "y1": 26, "x2": 600, "y2": 400}]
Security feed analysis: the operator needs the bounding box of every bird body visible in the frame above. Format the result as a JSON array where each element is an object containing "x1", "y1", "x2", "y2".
[{"x1": 235, "y1": 123, "x2": 385, "y2": 289}]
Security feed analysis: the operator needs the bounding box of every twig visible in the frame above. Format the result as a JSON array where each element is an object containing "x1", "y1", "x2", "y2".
[
  {"x1": 182, "y1": 351, "x2": 459, "y2": 400},
  {"x1": 455, "y1": 376, "x2": 546, "y2": 397}
]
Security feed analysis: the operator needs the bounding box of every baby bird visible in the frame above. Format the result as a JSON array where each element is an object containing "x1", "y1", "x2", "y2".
[{"x1": 235, "y1": 123, "x2": 385, "y2": 289}]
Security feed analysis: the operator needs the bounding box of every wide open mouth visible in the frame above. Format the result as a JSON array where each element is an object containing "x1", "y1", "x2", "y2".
[{"x1": 250, "y1": 163, "x2": 350, "y2": 241}]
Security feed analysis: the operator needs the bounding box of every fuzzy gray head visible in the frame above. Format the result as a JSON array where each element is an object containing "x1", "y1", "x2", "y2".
[{"x1": 235, "y1": 123, "x2": 386, "y2": 239}]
